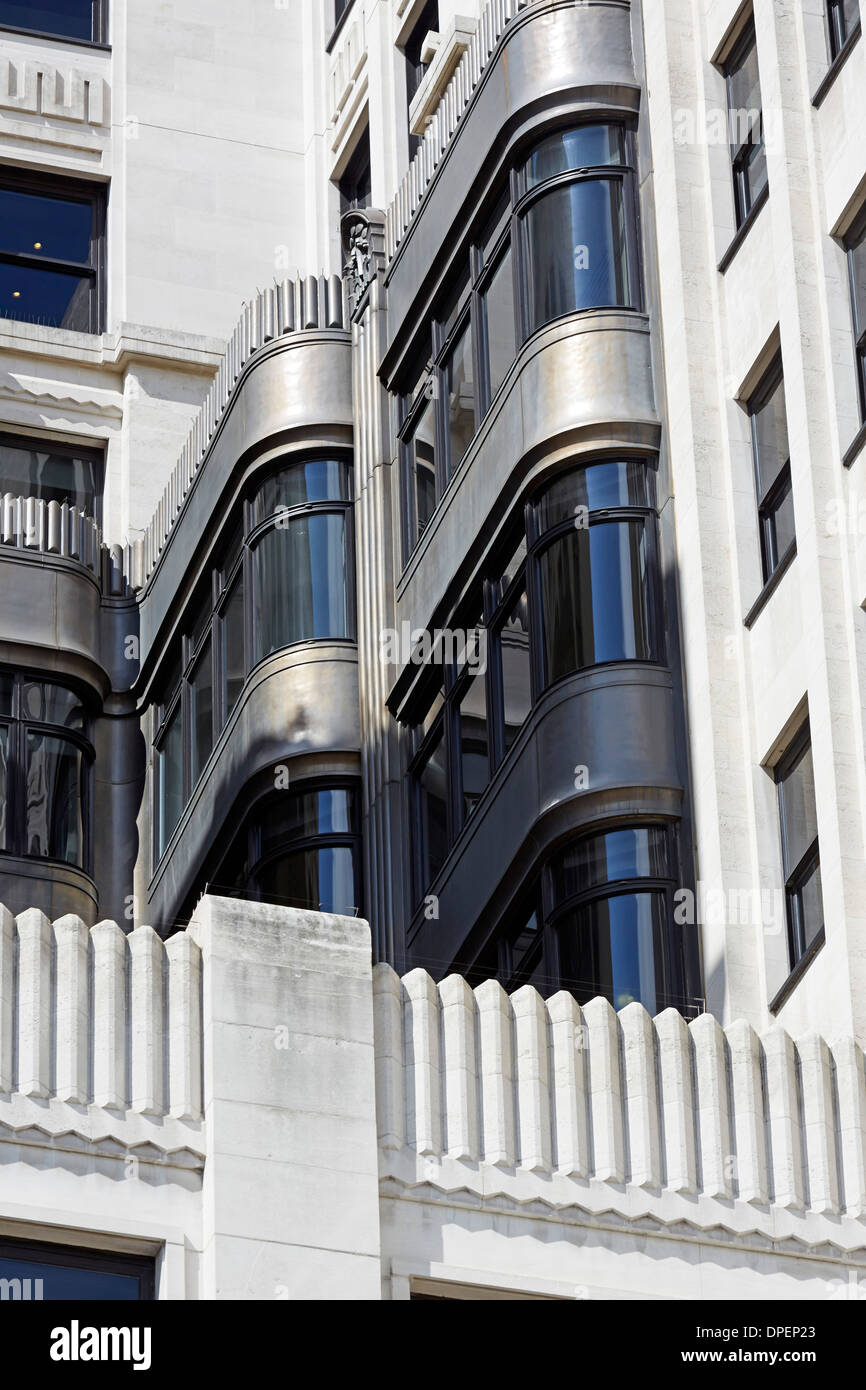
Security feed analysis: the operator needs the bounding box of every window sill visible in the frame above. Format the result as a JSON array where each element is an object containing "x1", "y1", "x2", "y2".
[
  {"x1": 842, "y1": 418, "x2": 866, "y2": 469},
  {"x1": 812, "y1": 22, "x2": 861, "y2": 108},
  {"x1": 326, "y1": 1, "x2": 357, "y2": 54},
  {"x1": 743, "y1": 541, "x2": 797, "y2": 629},
  {"x1": 718, "y1": 182, "x2": 770, "y2": 274},
  {"x1": 0, "y1": 24, "x2": 110, "y2": 50},
  {"x1": 769, "y1": 926, "x2": 825, "y2": 1014}
]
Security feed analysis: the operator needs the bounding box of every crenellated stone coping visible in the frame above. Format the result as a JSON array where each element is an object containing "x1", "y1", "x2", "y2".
[
  {"x1": 374, "y1": 966, "x2": 866, "y2": 1228},
  {"x1": 0, "y1": 906, "x2": 201, "y2": 1122},
  {"x1": 124, "y1": 273, "x2": 346, "y2": 593},
  {"x1": 0, "y1": 493, "x2": 129, "y2": 597},
  {"x1": 385, "y1": 0, "x2": 538, "y2": 261}
]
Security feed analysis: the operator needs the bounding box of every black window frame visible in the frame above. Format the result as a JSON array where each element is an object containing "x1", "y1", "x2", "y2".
[
  {"x1": 402, "y1": 0, "x2": 440, "y2": 156},
  {"x1": 152, "y1": 454, "x2": 356, "y2": 867},
  {"x1": 0, "y1": 1236, "x2": 154, "y2": 1300},
  {"x1": 747, "y1": 353, "x2": 795, "y2": 584},
  {"x1": 0, "y1": 0, "x2": 107, "y2": 45},
  {"x1": 0, "y1": 428, "x2": 104, "y2": 525},
  {"x1": 398, "y1": 119, "x2": 642, "y2": 562},
  {"x1": 723, "y1": 21, "x2": 768, "y2": 230},
  {"x1": 845, "y1": 209, "x2": 866, "y2": 424},
  {"x1": 338, "y1": 127, "x2": 373, "y2": 216},
  {"x1": 0, "y1": 165, "x2": 106, "y2": 335},
  {"x1": 775, "y1": 721, "x2": 823, "y2": 971},
  {"x1": 0, "y1": 668, "x2": 93, "y2": 874},
  {"x1": 406, "y1": 457, "x2": 664, "y2": 905},
  {"x1": 826, "y1": 0, "x2": 861, "y2": 60}
]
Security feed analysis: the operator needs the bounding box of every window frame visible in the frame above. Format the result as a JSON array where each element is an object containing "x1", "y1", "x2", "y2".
[
  {"x1": 845, "y1": 211, "x2": 866, "y2": 424},
  {"x1": 775, "y1": 721, "x2": 823, "y2": 970},
  {"x1": 723, "y1": 22, "x2": 767, "y2": 230},
  {"x1": 338, "y1": 127, "x2": 373, "y2": 215},
  {"x1": 826, "y1": 0, "x2": 861, "y2": 61},
  {"x1": 0, "y1": 668, "x2": 93, "y2": 874},
  {"x1": 0, "y1": 0, "x2": 108, "y2": 45},
  {"x1": 0, "y1": 1235, "x2": 154, "y2": 1299},
  {"x1": 0, "y1": 165, "x2": 106, "y2": 334},
  {"x1": 747, "y1": 353, "x2": 795, "y2": 584},
  {"x1": 0, "y1": 428, "x2": 104, "y2": 525}
]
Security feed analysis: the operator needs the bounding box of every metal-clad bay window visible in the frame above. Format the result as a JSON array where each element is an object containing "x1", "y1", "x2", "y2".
[
  {"x1": 0, "y1": 671, "x2": 91, "y2": 871},
  {"x1": 747, "y1": 355, "x2": 795, "y2": 583},
  {"x1": 153, "y1": 456, "x2": 355, "y2": 863},
  {"x1": 775, "y1": 723, "x2": 823, "y2": 970},
  {"x1": 0, "y1": 431, "x2": 103, "y2": 521},
  {"x1": 408, "y1": 458, "x2": 662, "y2": 905},
  {"x1": 724, "y1": 22, "x2": 768, "y2": 229},
  {"x1": 0, "y1": 168, "x2": 106, "y2": 333},
  {"x1": 463, "y1": 824, "x2": 691, "y2": 1015},
  {"x1": 398, "y1": 120, "x2": 641, "y2": 558},
  {"x1": 0, "y1": 0, "x2": 106, "y2": 43}
]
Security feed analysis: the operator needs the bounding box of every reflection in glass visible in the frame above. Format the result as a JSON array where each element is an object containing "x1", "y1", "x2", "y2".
[
  {"x1": 416, "y1": 729, "x2": 448, "y2": 892},
  {"x1": 0, "y1": 0, "x2": 96, "y2": 41},
  {"x1": 253, "y1": 513, "x2": 350, "y2": 660},
  {"x1": 522, "y1": 124, "x2": 626, "y2": 189},
  {"x1": 20, "y1": 681, "x2": 84, "y2": 729},
  {"x1": 499, "y1": 586, "x2": 531, "y2": 753},
  {"x1": 482, "y1": 245, "x2": 516, "y2": 403},
  {"x1": 522, "y1": 179, "x2": 629, "y2": 332},
  {"x1": 221, "y1": 571, "x2": 245, "y2": 722},
  {"x1": 552, "y1": 826, "x2": 670, "y2": 899},
  {"x1": 444, "y1": 319, "x2": 475, "y2": 473},
  {"x1": 0, "y1": 436, "x2": 101, "y2": 516},
  {"x1": 458, "y1": 672, "x2": 489, "y2": 818},
  {"x1": 558, "y1": 892, "x2": 662, "y2": 1012},
  {"x1": 779, "y1": 740, "x2": 818, "y2": 876},
  {"x1": 157, "y1": 703, "x2": 183, "y2": 856},
  {"x1": 25, "y1": 733, "x2": 83, "y2": 866},
  {"x1": 0, "y1": 262, "x2": 92, "y2": 331},
  {"x1": 539, "y1": 521, "x2": 650, "y2": 683},
  {"x1": 410, "y1": 396, "x2": 437, "y2": 541},
  {"x1": 190, "y1": 638, "x2": 213, "y2": 785},
  {"x1": 534, "y1": 461, "x2": 649, "y2": 531},
  {"x1": 0, "y1": 1254, "x2": 143, "y2": 1301},
  {"x1": 256, "y1": 845, "x2": 357, "y2": 916},
  {"x1": 252, "y1": 458, "x2": 350, "y2": 525}
]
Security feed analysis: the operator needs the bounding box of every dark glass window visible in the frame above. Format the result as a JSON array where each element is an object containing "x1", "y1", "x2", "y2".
[
  {"x1": 404, "y1": 0, "x2": 439, "y2": 154},
  {"x1": 339, "y1": 129, "x2": 372, "y2": 214},
  {"x1": 480, "y1": 242, "x2": 516, "y2": 402},
  {"x1": 456, "y1": 671, "x2": 489, "y2": 820},
  {"x1": 0, "y1": 169, "x2": 105, "y2": 333},
  {"x1": 776, "y1": 724, "x2": 822, "y2": 969},
  {"x1": 558, "y1": 892, "x2": 665, "y2": 1014},
  {"x1": 748, "y1": 357, "x2": 795, "y2": 582},
  {"x1": 521, "y1": 179, "x2": 630, "y2": 332},
  {"x1": 724, "y1": 25, "x2": 767, "y2": 229},
  {"x1": 0, "y1": 432, "x2": 104, "y2": 520},
  {"x1": 846, "y1": 216, "x2": 866, "y2": 422},
  {"x1": 211, "y1": 785, "x2": 361, "y2": 917},
  {"x1": 334, "y1": 0, "x2": 351, "y2": 28},
  {"x1": 413, "y1": 723, "x2": 449, "y2": 897},
  {"x1": 0, "y1": 672, "x2": 91, "y2": 871},
  {"x1": 443, "y1": 317, "x2": 475, "y2": 475},
  {"x1": 827, "y1": 0, "x2": 860, "y2": 60},
  {"x1": 0, "y1": 1238, "x2": 153, "y2": 1301},
  {"x1": 152, "y1": 457, "x2": 355, "y2": 865},
  {"x1": 496, "y1": 584, "x2": 531, "y2": 758},
  {"x1": 0, "y1": 0, "x2": 105, "y2": 43}
]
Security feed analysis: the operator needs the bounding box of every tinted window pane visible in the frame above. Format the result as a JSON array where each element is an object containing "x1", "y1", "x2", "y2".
[
  {"x1": 0, "y1": 436, "x2": 101, "y2": 514},
  {"x1": 221, "y1": 570, "x2": 245, "y2": 721},
  {"x1": 849, "y1": 224, "x2": 866, "y2": 338},
  {"x1": 444, "y1": 319, "x2": 475, "y2": 473},
  {"x1": 0, "y1": 674, "x2": 11, "y2": 716},
  {"x1": 256, "y1": 845, "x2": 357, "y2": 916},
  {"x1": 539, "y1": 521, "x2": 650, "y2": 684},
  {"x1": 252, "y1": 459, "x2": 350, "y2": 525},
  {"x1": 157, "y1": 703, "x2": 183, "y2": 855},
  {"x1": 253, "y1": 513, "x2": 351, "y2": 661},
  {"x1": 498, "y1": 586, "x2": 531, "y2": 754},
  {"x1": 458, "y1": 672, "x2": 489, "y2": 819},
  {"x1": 190, "y1": 638, "x2": 213, "y2": 785},
  {"x1": 794, "y1": 859, "x2": 823, "y2": 952},
  {"x1": 20, "y1": 681, "x2": 84, "y2": 729},
  {"x1": 552, "y1": 827, "x2": 669, "y2": 900},
  {"x1": 523, "y1": 180, "x2": 630, "y2": 332},
  {"x1": 482, "y1": 245, "x2": 516, "y2": 402},
  {"x1": 416, "y1": 729, "x2": 448, "y2": 893},
  {"x1": 0, "y1": 724, "x2": 7, "y2": 852},
  {"x1": 25, "y1": 733, "x2": 84, "y2": 866},
  {"x1": 260, "y1": 789, "x2": 353, "y2": 859},
  {"x1": 0, "y1": 0, "x2": 95, "y2": 40},
  {"x1": 411, "y1": 397, "x2": 436, "y2": 541},
  {"x1": 523, "y1": 125, "x2": 626, "y2": 189},
  {"x1": 534, "y1": 461, "x2": 650, "y2": 533},
  {"x1": 779, "y1": 739, "x2": 818, "y2": 874},
  {"x1": 0, "y1": 262, "x2": 93, "y2": 331},
  {"x1": 736, "y1": 138, "x2": 768, "y2": 221},
  {"x1": 0, "y1": 186, "x2": 92, "y2": 261},
  {"x1": 558, "y1": 892, "x2": 662, "y2": 1012},
  {"x1": 727, "y1": 33, "x2": 762, "y2": 130},
  {"x1": 752, "y1": 374, "x2": 789, "y2": 497},
  {"x1": 0, "y1": 1255, "x2": 143, "y2": 1301},
  {"x1": 770, "y1": 475, "x2": 796, "y2": 560}
]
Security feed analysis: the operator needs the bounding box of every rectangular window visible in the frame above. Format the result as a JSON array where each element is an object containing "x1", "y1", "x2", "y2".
[
  {"x1": 220, "y1": 569, "x2": 245, "y2": 724},
  {"x1": 846, "y1": 217, "x2": 866, "y2": 422},
  {"x1": 0, "y1": 1238, "x2": 154, "y2": 1300},
  {"x1": 776, "y1": 724, "x2": 822, "y2": 969},
  {"x1": 156, "y1": 698, "x2": 183, "y2": 858},
  {"x1": 494, "y1": 583, "x2": 531, "y2": 760},
  {"x1": 403, "y1": 389, "x2": 437, "y2": 549},
  {"x1": 480, "y1": 242, "x2": 516, "y2": 404},
  {"x1": 0, "y1": 432, "x2": 103, "y2": 520},
  {"x1": 0, "y1": 0, "x2": 105, "y2": 44},
  {"x1": 443, "y1": 316, "x2": 475, "y2": 476},
  {"x1": 339, "y1": 129, "x2": 372, "y2": 215},
  {"x1": 827, "y1": 0, "x2": 860, "y2": 60},
  {"x1": 748, "y1": 357, "x2": 795, "y2": 582},
  {"x1": 413, "y1": 724, "x2": 448, "y2": 898},
  {"x1": 456, "y1": 671, "x2": 489, "y2": 821},
  {"x1": 403, "y1": 0, "x2": 439, "y2": 154},
  {"x1": 0, "y1": 169, "x2": 106, "y2": 333},
  {"x1": 189, "y1": 637, "x2": 214, "y2": 787},
  {"x1": 724, "y1": 24, "x2": 768, "y2": 228}
]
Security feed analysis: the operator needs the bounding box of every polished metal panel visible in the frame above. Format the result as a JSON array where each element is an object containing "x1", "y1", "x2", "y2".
[{"x1": 0, "y1": 857, "x2": 98, "y2": 925}]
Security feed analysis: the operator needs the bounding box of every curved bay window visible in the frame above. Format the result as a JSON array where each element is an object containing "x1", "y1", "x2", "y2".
[
  {"x1": 212, "y1": 785, "x2": 361, "y2": 917},
  {"x1": 407, "y1": 458, "x2": 662, "y2": 905},
  {"x1": 465, "y1": 824, "x2": 693, "y2": 1015},
  {"x1": 153, "y1": 455, "x2": 355, "y2": 863},
  {"x1": 398, "y1": 121, "x2": 642, "y2": 558},
  {"x1": 0, "y1": 671, "x2": 91, "y2": 871}
]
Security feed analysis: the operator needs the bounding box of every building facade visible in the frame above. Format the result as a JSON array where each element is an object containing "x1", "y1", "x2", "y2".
[{"x1": 0, "y1": 0, "x2": 865, "y2": 1299}]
